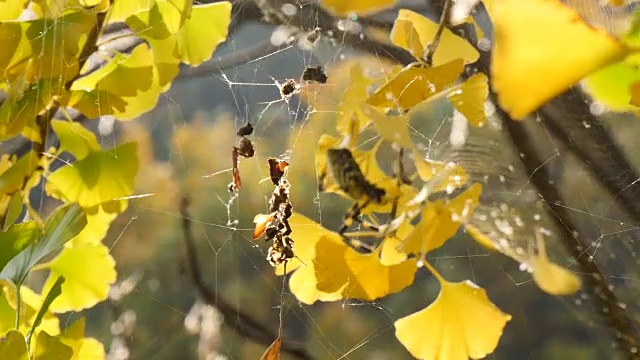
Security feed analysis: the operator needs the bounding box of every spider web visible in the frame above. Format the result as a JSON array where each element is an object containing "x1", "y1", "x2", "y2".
[{"x1": 19, "y1": 1, "x2": 640, "y2": 359}]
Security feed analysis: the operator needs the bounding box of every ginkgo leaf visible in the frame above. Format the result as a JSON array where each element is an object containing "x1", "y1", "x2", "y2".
[
  {"x1": 379, "y1": 221, "x2": 414, "y2": 266},
  {"x1": 46, "y1": 142, "x2": 139, "y2": 208},
  {"x1": 41, "y1": 243, "x2": 117, "y2": 313},
  {"x1": 412, "y1": 157, "x2": 468, "y2": 192},
  {"x1": 0, "y1": 0, "x2": 29, "y2": 21},
  {"x1": 0, "y1": 330, "x2": 28, "y2": 360},
  {"x1": 463, "y1": 223, "x2": 498, "y2": 250},
  {"x1": 314, "y1": 236, "x2": 418, "y2": 301},
  {"x1": 69, "y1": 44, "x2": 154, "y2": 117},
  {"x1": 447, "y1": 73, "x2": 489, "y2": 127},
  {"x1": 395, "y1": 278, "x2": 511, "y2": 360},
  {"x1": 69, "y1": 200, "x2": 128, "y2": 246},
  {"x1": 60, "y1": 318, "x2": 106, "y2": 360},
  {"x1": 0, "y1": 284, "x2": 60, "y2": 336},
  {"x1": 366, "y1": 60, "x2": 463, "y2": 111},
  {"x1": 530, "y1": 230, "x2": 581, "y2": 295},
  {"x1": 391, "y1": 9, "x2": 479, "y2": 65},
  {"x1": 631, "y1": 80, "x2": 640, "y2": 106},
  {"x1": 0, "y1": 222, "x2": 38, "y2": 270},
  {"x1": 176, "y1": 2, "x2": 232, "y2": 66},
  {"x1": 335, "y1": 64, "x2": 374, "y2": 136},
  {"x1": 51, "y1": 120, "x2": 100, "y2": 160},
  {"x1": 490, "y1": 0, "x2": 628, "y2": 120},
  {"x1": 398, "y1": 184, "x2": 481, "y2": 255},
  {"x1": 288, "y1": 263, "x2": 345, "y2": 304},
  {"x1": 33, "y1": 331, "x2": 73, "y2": 360},
  {"x1": 363, "y1": 105, "x2": 413, "y2": 148},
  {"x1": 582, "y1": 58, "x2": 640, "y2": 112},
  {"x1": 125, "y1": 0, "x2": 192, "y2": 40},
  {"x1": 276, "y1": 212, "x2": 342, "y2": 275},
  {"x1": 320, "y1": 0, "x2": 397, "y2": 16}
]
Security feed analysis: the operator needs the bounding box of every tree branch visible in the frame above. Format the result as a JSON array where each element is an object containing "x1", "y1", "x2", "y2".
[{"x1": 179, "y1": 196, "x2": 315, "y2": 360}]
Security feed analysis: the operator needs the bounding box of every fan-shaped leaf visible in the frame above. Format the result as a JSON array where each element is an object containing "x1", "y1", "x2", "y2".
[
  {"x1": 530, "y1": 230, "x2": 581, "y2": 295},
  {"x1": 46, "y1": 142, "x2": 139, "y2": 208},
  {"x1": 0, "y1": 330, "x2": 28, "y2": 360},
  {"x1": 176, "y1": 2, "x2": 232, "y2": 66},
  {"x1": 60, "y1": 318, "x2": 106, "y2": 360},
  {"x1": 33, "y1": 331, "x2": 72, "y2": 360},
  {"x1": 51, "y1": 120, "x2": 100, "y2": 160},
  {"x1": 69, "y1": 200, "x2": 128, "y2": 246},
  {"x1": 490, "y1": 0, "x2": 628, "y2": 119},
  {"x1": 315, "y1": 236, "x2": 418, "y2": 301},
  {"x1": 395, "y1": 278, "x2": 511, "y2": 360},
  {"x1": 391, "y1": 9, "x2": 479, "y2": 65},
  {"x1": 41, "y1": 243, "x2": 116, "y2": 313}
]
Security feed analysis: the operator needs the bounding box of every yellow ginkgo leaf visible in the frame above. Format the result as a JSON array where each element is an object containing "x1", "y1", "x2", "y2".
[
  {"x1": 447, "y1": 73, "x2": 489, "y2": 127},
  {"x1": 463, "y1": 223, "x2": 498, "y2": 250},
  {"x1": 379, "y1": 221, "x2": 414, "y2": 265},
  {"x1": 0, "y1": 284, "x2": 60, "y2": 335},
  {"x1": 390, "y1": 19, "x2": 425, "y2": 60},
  {"x1": 320, "y1": 0, "x2": 397, "y2": 17},
  {"x1": 60, "y1": 318, "x2": 106, "y2": 360},
  {"x1": 530, "y1": 229, "x2": 581, "y2": 295},
  {"x1": 275, "y1": 212, "x2": 342, "y2": 275},
  {"x1": 631, "y1": 80, "x2": 640, "y2": 107},
  {"x1": 288, "y1": 258, "x2": 345, "y2": 305},
  {"x1": 176, "y1": 2, "x2": 232, "y2": 66},
  {"x1": 41, "y1": 243, "x2": 117, "y2": 313},
  {"x1": 0, "y1": 331, "x2": 28, "y2": 360},
  {"x1": 395, "y1": 276, "x2": 511, "y2": 360},
  {"x1": 392, "y1": 9, "x2": 479, "y2": 65},
  {"x1": 582, "y1": 58, "x2": 640, "y2": 112},
  {"x1": 45, "y1": 142, "x2": 139, "y2": 208},
  {"x1": 0, "y1": 0, "x2": 29, "y2": 21},
  {"x1": 336, "y1": 64, "x2": 374, "y2": 136},
  {"x1": 33, "y1": 331, "x2": 73, "y2": 360},
  {"x1": 315, "y1": 237, "x2": 418, "y2": 301},
  {"x1": 363, "y1": 105, "x2": 413, "y2": 148},
  {"x1": 69, "y1": 200, "x2": 128, "y2": 246},
  {"x1": 51, "y1": 120, "x2": 100, "y2": 160},
  {"x1": 367, "y1": 60, "x2": 463, "y2": 111},
  {"x1": 412, "y1": 157, "x2": 468, "y2": 192},
  {"x1": 490, "y1": 0, "x2": 628, "y2": 120},
  {"x1": 401, "y1": 183, "x2": 482, "y2": 255}
]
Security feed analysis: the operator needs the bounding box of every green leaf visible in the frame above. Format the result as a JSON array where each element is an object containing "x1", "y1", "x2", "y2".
[
  {"x1": 4, "y1": 192, "x2": 24, "y2": 230},
  {"x1": 0, "y1": 330, "x2": 28, "y2": 360},
  {"x1": 0, "y1": 222, "x2": 39, "y2": 271},
  {"x1": 33, "y1": 331, "x2": 73, "y2": 360},
  {"x1": 68, "y1": 44, "x2": 154, "y2": 118},
  {"x1": 27, "y1": 276, "x2": 65, "y2": 346},
  {"x1": 0, "y1": 204, "x2": 86, "y2": 287},
  {"x1": 176, "y1": 2, "x2": 232, "y2": 66},
  {"x1": 582, "y1": 57, "x2": 640, "y2": 112},
  {"x1": 42, "y1": 244, "x2": 116, "y2": 313},
  {"x1": 51, "y1": 120, "x2": 100, "y2": 160},
  {"x1": 0, "y1": 151, "x2": 39, "y2": 197},
  {"x1": 46, "y1": 142, "x2": 139, "y2": 208}
]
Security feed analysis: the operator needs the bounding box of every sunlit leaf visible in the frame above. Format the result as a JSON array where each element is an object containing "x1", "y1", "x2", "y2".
[
  {"x1": 33, "y1": 331, "x2": 73, "y2": 360},
  {"x1": 412, "y1": 157, "x2": 468, "y2": 192},
  {"x1": 0, "y1": 330, "x2": 28, "y2": 360},
  {"x1": 363, "y1": 105, "x2": 412, "y2": 148},
  {"x1": 41, "y1": 243, "x2": 117, "y2": 313},
  {"x1": 60, "y1": 318, "x2": 106, "y2": 360},
  {"x1": 69, "y1": 200, "x2": 128, "y2": 246},
  {"x1": 126, "y1": 0, "x2": 192, "y2": 40},
  {"x1": 391, "y1": 9, "x2": 479, "y2": 65},
  {"x1": 0, "y1": 222, "x2": 38, "y2": 271},
  {"x1": 463, "y1": 223, "x2": 498, "y2": 250},
  {"x1": 379, "y1": 221, "x2": 414, "y2": 265},
  {"x1": 582, "y1": 58, "x2": 640, "y2": 112},
  {"x1": 395, "y1": 277, "x2": 511, "y2": 360},
  {"x1": 490, "y1": 0, "x2": 628, "y2": 119},
  {"x1": 530, "y1": 230, "x2": 581, "y2": 295},
  {"x1": 51, "y1": 120, "x2": 100, "y2": 160},
  {"x1": 315, "y1": 236, "x2": 418, "y2": 301},
  {"x1": 447, "y1": 73, "x2": 489, "y2": 127},
  {"x1": 320, "y1": 0, "x2": 397, "y2": 16},
  {"x1": 69, "y1": 44, "x2": 154, "y2": 117},
  {"x1": 176, "y1": 2, "x2": 232, "y2": 66},
  {"x1": 46, "y1": 142, "x2": 139, "y2": 208},
  {"x1": 0, "y1": 284, "x2": 61, "y2": 336},
  {"x1": 0, "y1": 0, "x2": 29, "y2": 21},
  {"x1": 260, "y1": 335, "x2": 282, "y2": 360},
  {"x1": 631, "y1": 80, "x2": 640, "y2": 107},
  {"x1": 335, "y1": 64, "x2": 374, "y2": 136},
  {"x1": 397, "y1": 184, "x2": 481, "y2": 255},
  {"x1": 366, "y1": 60, "x2": 463, "y2": 111},
  {"x1": 0, "y1": 204, "x2": 86, "y2": 287}
]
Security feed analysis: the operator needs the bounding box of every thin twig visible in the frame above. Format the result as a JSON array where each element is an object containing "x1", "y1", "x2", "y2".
[
  {"x1": 423, "y1": 0, "x2": 453, "y2": 66},
  {"x1": 179, "y1": 196, "x2": 316, "y2": 360}
]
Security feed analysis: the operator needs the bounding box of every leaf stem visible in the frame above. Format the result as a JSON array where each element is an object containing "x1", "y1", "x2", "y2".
[
  {"x1": 423, "y1": 0, "x2": 453, "y2": 66},
  {"x1": 422, "y1": 260, "x2": 446, "y2": 284}
]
